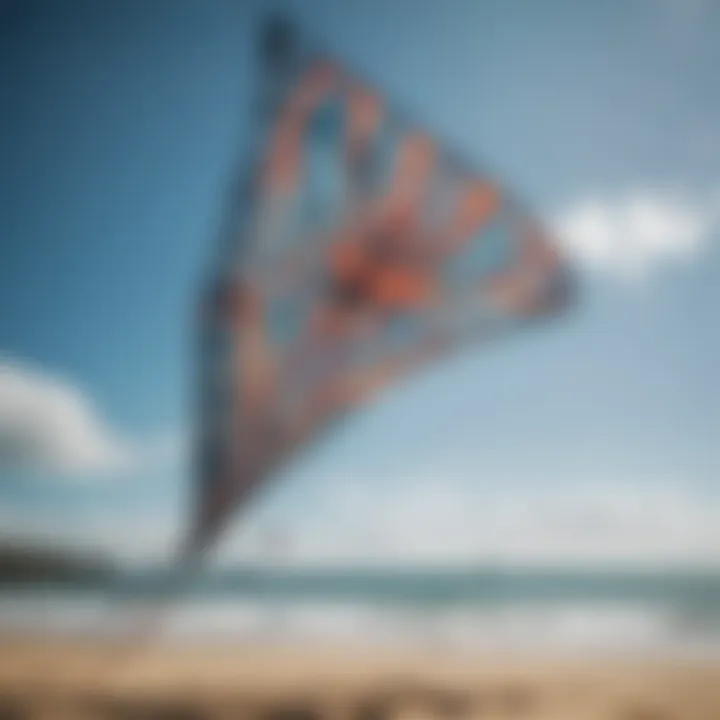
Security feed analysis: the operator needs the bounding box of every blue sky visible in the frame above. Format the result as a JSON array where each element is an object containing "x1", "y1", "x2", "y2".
[{"x1": 1, "y1": 0, "x2": 719, "y2": 566}]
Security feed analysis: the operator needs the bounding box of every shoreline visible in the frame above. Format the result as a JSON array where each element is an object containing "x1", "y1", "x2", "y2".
[{"x1": 4, "y1": 626, "x2": 720, "y2": 663}]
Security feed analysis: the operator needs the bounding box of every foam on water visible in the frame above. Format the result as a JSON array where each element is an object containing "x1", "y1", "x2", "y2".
[{"x1": 1, "y1": 591, "x2": 719, "y2": 657}]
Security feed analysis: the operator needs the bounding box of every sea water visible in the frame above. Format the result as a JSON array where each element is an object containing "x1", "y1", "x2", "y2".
[{"x1": 1, "y1": 566, "x2": 719, "y2": 656}]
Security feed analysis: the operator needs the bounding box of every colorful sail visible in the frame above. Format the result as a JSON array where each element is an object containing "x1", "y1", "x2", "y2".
[{"x1": 187, "y1": 17, "x2": 574, "y2": 561}]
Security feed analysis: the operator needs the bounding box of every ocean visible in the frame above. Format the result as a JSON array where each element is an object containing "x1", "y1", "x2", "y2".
[{"x1": 1, "y1": 566, "x2": 719, "y2": 655}]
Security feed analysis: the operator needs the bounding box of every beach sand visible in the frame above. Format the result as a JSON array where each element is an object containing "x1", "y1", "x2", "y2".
[{"x1": 0, "y1": 640, "x2": 719, "y2": 719}]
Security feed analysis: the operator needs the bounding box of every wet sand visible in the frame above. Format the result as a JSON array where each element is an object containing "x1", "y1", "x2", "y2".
[{"x1": 0, "y1": 640, "x2": 719, "y2": 719}]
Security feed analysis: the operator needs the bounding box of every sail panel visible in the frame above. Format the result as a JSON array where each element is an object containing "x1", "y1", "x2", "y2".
[{"x1": 188, "y1": 20, "x2": 574, "y2": 560}]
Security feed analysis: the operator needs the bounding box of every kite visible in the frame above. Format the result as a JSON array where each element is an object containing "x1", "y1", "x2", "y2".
[{"x1": 185, "y1": 16, "x2": 574, "y2": 563}]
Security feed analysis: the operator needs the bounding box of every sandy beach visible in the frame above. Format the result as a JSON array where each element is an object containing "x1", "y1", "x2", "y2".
[{"x1": 1, "y1": 640, "x2": 719, "y2": 719}]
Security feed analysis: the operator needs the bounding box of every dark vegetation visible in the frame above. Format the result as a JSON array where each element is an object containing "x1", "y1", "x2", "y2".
[{"x1": 0, "y1": 538, "x2": 115, "y2": 583}]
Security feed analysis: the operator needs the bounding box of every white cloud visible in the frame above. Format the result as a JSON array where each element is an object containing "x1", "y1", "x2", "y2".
[
  {"x1": 0, "y1": 358, "x2": 131, "y2": 477},
  {"x1": 553, "y1": 190, "x2": 718, "y2": 281},
  {"x1": 5, "y1": 471, "x2": 719, "y2": 569},
  {"x1": 0, "y1": 357, "x2": 185, "y2": 480},
  {"x1": 218, "y1": 475, "x2": 720, "y2": 568}
]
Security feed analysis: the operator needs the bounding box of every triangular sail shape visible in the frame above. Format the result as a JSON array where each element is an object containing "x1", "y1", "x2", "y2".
[{"x1": 187, "y1": 17, "x2": 574, "y2": 561}]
